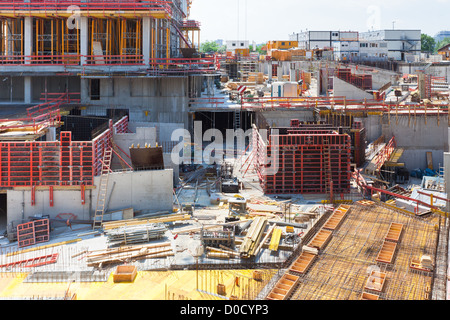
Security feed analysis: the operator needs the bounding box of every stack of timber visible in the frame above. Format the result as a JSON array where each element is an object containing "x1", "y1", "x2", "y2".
[
  {"x1": 105, "y1": 223, "x2": 167, "y2": 246},
  {"x1": 86, "y1": 242, "x2": 174, "y2": 267},
  {"x1": 102, "y1": 214, "x2": 191, "y2": 231},
  {"x1": 239, "y1": 217, "x2": 268, "y2": 259}
]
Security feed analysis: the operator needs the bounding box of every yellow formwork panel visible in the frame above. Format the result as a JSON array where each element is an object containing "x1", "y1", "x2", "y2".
[{"x1": 268, "y1": 228, "x2": 282, "y2": 251}]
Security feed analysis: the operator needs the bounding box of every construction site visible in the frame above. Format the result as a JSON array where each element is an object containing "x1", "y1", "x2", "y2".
[{"x1": 0, "y1": 0, "x2": 448, "y2": 303}]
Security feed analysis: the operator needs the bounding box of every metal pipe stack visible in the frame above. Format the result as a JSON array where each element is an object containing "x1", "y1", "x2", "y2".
[{"x1": 105, "y1": 223, "x2": 168, "y2": 247}]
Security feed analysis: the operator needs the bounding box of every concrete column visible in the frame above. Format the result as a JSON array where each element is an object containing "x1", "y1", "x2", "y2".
[
  {"x1": 24, "y1": 17, "x2": 33, "y2": 64},
  {"x1": 268, "y1": 61, "x2": 272, "y2": 81},
  {"x1": 24, "y1": 76, "x2": 32, "y2": 104},
  {"x1": 80, "y1": 16, "x2": 89, "y2": 65},
  {"x1": 142, "y1": 17, "x2": 151, "y2": 66},
  {"x1": 444, "y1": 152, "x2": 450, "y2": 212}
]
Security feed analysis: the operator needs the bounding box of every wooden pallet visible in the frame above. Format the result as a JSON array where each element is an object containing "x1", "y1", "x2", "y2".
[
  {"x1": 307, "y1": 229, "x2": 332, "y2": 251},
  {"x1": 289, "y1": 251, "x2": 317, "y2": 275},
  {"x1": 385, "y1": 223, "x2": 403, "y2": 242},
  {"x1": 266, "y1": 273, "x2": 299, "y2": 300},
  {"x1": 376, "y1": 240, "x2": 397, "y2": 264}
]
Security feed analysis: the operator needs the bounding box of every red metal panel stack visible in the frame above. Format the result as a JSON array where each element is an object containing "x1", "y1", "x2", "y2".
[{"x1": 254, "y1": 128, "x2": 351, "y2": 195}]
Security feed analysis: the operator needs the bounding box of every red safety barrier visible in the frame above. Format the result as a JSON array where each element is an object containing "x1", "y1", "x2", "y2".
[
  {"x1": 0, "y1": 132, "x2": 94, "y2": 187},
  {"x1": 0, "y1": 0, "x2": 173, "y2": 16}
]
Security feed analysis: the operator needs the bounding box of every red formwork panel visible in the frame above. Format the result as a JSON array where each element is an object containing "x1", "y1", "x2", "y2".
[
  {"x1": 17, "y1": 219, "x2": 50, "y2": 248},
  {"x1": 17, "y1": 221, "x2": 35, "y2": 248},
  {"x1": 0, "y1": 132, "x2": 94, "y2": 187},
  {"x1": 92, "y1": 116, "x2": 129, "y2": 176},
  {"x1": 0, "y1": 253, "x2": 59, "y2": 269},
  {"x1": 253, "y1": 129, "x2": 351, "y2": 195}
]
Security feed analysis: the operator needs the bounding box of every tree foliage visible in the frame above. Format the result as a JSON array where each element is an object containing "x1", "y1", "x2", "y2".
[
  {"x1": 435, "y1": 37, "x2": 450, "y2": 53},
  {"x1": 421, "y1": 34, "x2": 436, "y2": 53},
  {"x1": 200, "y1": 41, "x2": 226, "y2": 53},
  {"x1": 255, "y1": 43, "x2": 267, "y2": 55}
]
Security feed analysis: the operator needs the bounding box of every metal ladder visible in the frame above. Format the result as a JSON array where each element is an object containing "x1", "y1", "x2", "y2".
[
  {"x1": 93, "y1": 148, "x2": 113, "y2": 230},
  {"x1": 323, "y1": 138, "x2": 334, "y2": 204},
  {"x1": 234, "y1": 109, "x2": 241, "y2": 130}
]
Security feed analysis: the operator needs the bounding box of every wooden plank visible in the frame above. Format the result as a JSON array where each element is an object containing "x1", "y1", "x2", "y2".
[{"x1": 361, "y1": 292, "x2": 380, "y2": 300}]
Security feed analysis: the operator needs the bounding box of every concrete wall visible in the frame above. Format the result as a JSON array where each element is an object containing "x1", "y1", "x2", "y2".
[
  {"x1": 333, "y1": 77, "x2": 374, "y2": 100},
  {"x1": 444, "y1": 152, "x2": 450, "y2": 211},
  {"x1": 381, "y1": 114, "x2": 448, "y2": 170},
  {"x1": 113, "y1": 126, "x2": 180, "y2": 183},
  {"x1": 80, "y1": 76, "x2": 203, "y2": 128},
  {"x1": 260, "y1": 109, "x2": 315, "y2": 128},
  {"x1": 6, "y1": 169, "x2": 173, "y2": 224}
]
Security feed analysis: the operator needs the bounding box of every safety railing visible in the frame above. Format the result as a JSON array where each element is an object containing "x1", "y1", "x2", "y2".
[
  {"x1": 0, "y1": 0, "x2": 173, "y2": 15},
  {"x1": 0, "y1": 54, "x2": 81, "y2": 65},
  {"x1": 85, "y1": 54, "x2": 145, "y2": 65},
  {"x1": 148, "y1": 57, "x2": 217, "y2": 75}
]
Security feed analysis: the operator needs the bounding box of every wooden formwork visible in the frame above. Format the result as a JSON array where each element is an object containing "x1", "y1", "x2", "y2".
[
  {"x1": 266, "y1": 273, "x2": 299, "y2": 300},
  {"x1": 289, "y1": 251, "x2": 317, "y2": 275},
  {"x1": 322, "y1": 205, "x2": 350, "y2": 231},
  {"x1": 364, "y1": 270, "x2": 387, "y2": 292},
  {"x1": 307, "y1": 229, "x2": 332, "y2": 251},
  {"x1": 361, "y1": 292, "x2": 380, "y2": 300},
  {"x1": 385, "y1": 223, "x2": 403, "y2": 242},
  {"x1": 376, "y1": 240, "x2": 398, "y2": 264}
]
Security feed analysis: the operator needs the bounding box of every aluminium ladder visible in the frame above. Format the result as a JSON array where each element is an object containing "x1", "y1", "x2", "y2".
[{"x1": 93, "y1": 148, "x2": 113, "y2": 230}]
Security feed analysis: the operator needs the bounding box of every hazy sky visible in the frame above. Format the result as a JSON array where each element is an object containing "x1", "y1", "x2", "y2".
[{"x1": 189, "y1": 0, "x2": 450, "y2": 44}]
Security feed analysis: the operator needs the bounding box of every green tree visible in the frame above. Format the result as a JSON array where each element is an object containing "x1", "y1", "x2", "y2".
[
  {"x1": 421, "y1": 34, "x2": 436, "y2": 53},
  {"x1": 255, "y1": 43, "x2": 267, "y2": 55},
  {"x1": 200, "y1": 41, "x2": 226, "y2": 53},
  {"x1": 435, "y1": 37, "x2": 450, "y2": 53}
]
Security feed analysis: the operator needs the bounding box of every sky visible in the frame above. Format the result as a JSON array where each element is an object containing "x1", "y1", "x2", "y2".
[{"x1": 189, "y1": 0, "x2": 450, "y2": 44}]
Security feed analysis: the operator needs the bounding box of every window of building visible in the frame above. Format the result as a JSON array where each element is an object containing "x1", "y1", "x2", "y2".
[
  {"x1": 232, "y1": 43, "x2": 236, "y2": 47},
  {"x1": 240, "y1": 43, "x2": 244, "y2": 47}
]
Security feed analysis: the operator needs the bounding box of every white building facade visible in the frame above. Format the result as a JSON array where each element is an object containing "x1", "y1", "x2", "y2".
[{"x1": 359, "y1": 30, "x2": 421, "y2": 61}]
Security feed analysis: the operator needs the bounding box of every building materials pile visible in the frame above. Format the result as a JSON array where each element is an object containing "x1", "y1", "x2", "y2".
[
  {"x1": 239, "y1": 217, "x2": 268, "y2": 259},
  {"x1": 86, "y1": 242, "x2": 174, "y2": 267},
  {"x1": 101, "y1": 214, "x2": 191, "y2": 231},
  {"x1": 105, "y1": 223, "x2": 167, "y2": 247}
]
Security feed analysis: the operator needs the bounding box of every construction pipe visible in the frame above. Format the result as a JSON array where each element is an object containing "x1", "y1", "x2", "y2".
[{"x1": 270, "y1": 220, "x2": 308, "y2": 229}]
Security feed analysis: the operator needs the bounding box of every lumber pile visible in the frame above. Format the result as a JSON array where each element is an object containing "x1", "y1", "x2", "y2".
[
  {"x1": 105, "y1": 223, "x2": 167, "y2": 246},
  {"x1": 86, "y1": 242, "x2": 174, "y2": 267},
  {"x1": 205, "y1": 246, "x2": 240, "y2": 260},
  {"x1": 239, "y1": 217, "x2": 268, "y2": 259},
  {"x1": 101, "y1": 214, "x2": 191, "y2": 231}
]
